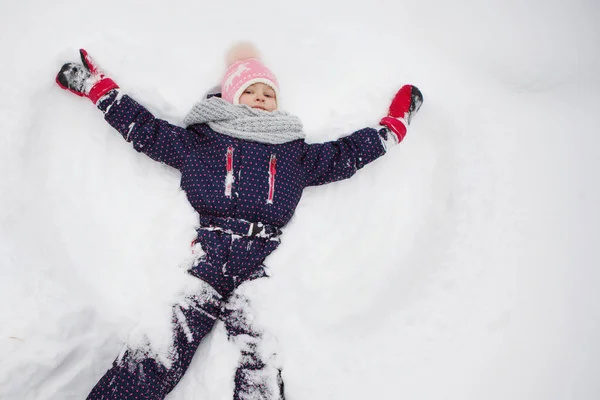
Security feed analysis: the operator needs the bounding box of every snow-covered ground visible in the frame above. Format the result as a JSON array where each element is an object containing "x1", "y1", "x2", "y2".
[{"x1": 1, "y1": 0, "x2": 600, "y2": 399}]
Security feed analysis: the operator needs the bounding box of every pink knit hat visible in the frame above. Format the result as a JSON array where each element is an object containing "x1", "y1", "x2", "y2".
[{"x1": 220, "y1": 43, "x2": 280, "y2": 106}]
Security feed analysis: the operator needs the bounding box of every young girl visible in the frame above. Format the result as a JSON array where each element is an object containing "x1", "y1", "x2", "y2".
[{"x1": 56, "y1": 43, "x2": 423, "y2": 400}]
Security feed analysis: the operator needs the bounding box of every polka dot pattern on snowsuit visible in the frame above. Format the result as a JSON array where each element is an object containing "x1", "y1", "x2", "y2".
[
  {"x1": 87, "y1": 90, "x2": 395, "y2": 399},
  {"x1": 97, "y1": 90, "x2": 390, "y2": 229}
]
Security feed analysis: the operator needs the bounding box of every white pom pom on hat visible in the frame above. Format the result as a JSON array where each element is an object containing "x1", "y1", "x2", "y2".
[
  {"x1": 220, "y1": 42, "x2": 280, "y2": 106},
  {"x1": 225, "y1": 42, "x2": 261, "y2": 66}
]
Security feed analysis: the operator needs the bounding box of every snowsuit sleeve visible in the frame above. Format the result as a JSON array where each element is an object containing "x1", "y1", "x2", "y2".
[
  {"x1": 301, "y1": 126, "x2": 391, "y2": 187},
  {"x1": 96, "y1": 90, "x2": 201, "y2": 170}
]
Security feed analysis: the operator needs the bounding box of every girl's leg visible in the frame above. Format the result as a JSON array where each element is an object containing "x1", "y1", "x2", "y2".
[
  {"x1": 221, "y1": 289, "x2": 285, "y2": 400},
  {"x1": 87, "y1": 281, "x2": 222, "y2": 400}
]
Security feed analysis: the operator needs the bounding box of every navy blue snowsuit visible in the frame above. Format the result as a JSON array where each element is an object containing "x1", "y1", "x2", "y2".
[{"x1": 86, "y1": 90, "x2": 392, "y2": 399}]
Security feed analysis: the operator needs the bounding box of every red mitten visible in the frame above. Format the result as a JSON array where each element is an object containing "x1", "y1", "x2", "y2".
[
  {"x1": 380, "y1": 85, "x2": 423, "y2": 143},
  {"x1": 56, "y1": 49, "x2": 119, "y2": 104}
]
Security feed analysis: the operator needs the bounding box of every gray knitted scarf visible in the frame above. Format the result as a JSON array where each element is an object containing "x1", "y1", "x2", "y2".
[{"x1": 183, "y1": 97, "x2": 305, "y2": 144}]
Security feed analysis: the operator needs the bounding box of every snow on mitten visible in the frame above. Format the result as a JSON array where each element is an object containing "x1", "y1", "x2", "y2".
[
  {"x1": 380, "y1": 85, "x2": 423, "y2": 143},
  {"x1": 56, "y1": 49, "x2": 119, "y2": 104}
]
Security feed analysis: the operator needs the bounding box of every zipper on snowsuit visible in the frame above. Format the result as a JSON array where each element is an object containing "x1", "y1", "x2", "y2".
[
  {"x1": 225, "y1": 146, "x2": 234, "y2": 198},
  {"x1": 267, "y1": 154, "x2": 277, "y2": 204}
]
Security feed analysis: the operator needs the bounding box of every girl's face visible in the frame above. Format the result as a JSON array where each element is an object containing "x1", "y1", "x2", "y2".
[{"x1": 238, "y1": 83, "x2": 277, "y2": 112}]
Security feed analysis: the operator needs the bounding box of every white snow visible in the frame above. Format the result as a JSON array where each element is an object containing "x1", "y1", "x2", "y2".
[{"x1": 1, "y1": 0, "x2": 600, "y2": 399}]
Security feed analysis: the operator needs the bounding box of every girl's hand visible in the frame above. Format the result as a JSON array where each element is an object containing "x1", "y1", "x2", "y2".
[
  {"x1": 380, "y1": 85, "x2": 423, "y2": 143},
  {"x1": 56, "y1": 49, "x2": 119, "y2": 104}
]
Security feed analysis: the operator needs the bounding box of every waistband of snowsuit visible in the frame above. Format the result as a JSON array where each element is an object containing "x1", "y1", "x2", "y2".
[{"x1": 197, "y1": 215, "x2": 282, "y2": 239}]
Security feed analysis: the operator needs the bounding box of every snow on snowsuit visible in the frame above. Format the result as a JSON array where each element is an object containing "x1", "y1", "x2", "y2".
[
  {"x1": 88, "y1": 220, "x2": 283, "y2": 400},
  {"x1": 86, "y1": 90, "x2": 393, "y2": 399}
]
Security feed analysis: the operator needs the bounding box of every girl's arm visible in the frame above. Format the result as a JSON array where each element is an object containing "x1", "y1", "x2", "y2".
[
  {"x1": 302, "y1": 85, "x2": 423, "y2": 187},
  {"x1": 56, "y1": 49, "x2": 200, "y2": 170},
  {"x1": 301, "y1": 126, "x2": 395, "y2": 187},
  {"x1": 96, "y1": 90, "x2": 201, "y2": 170}
]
